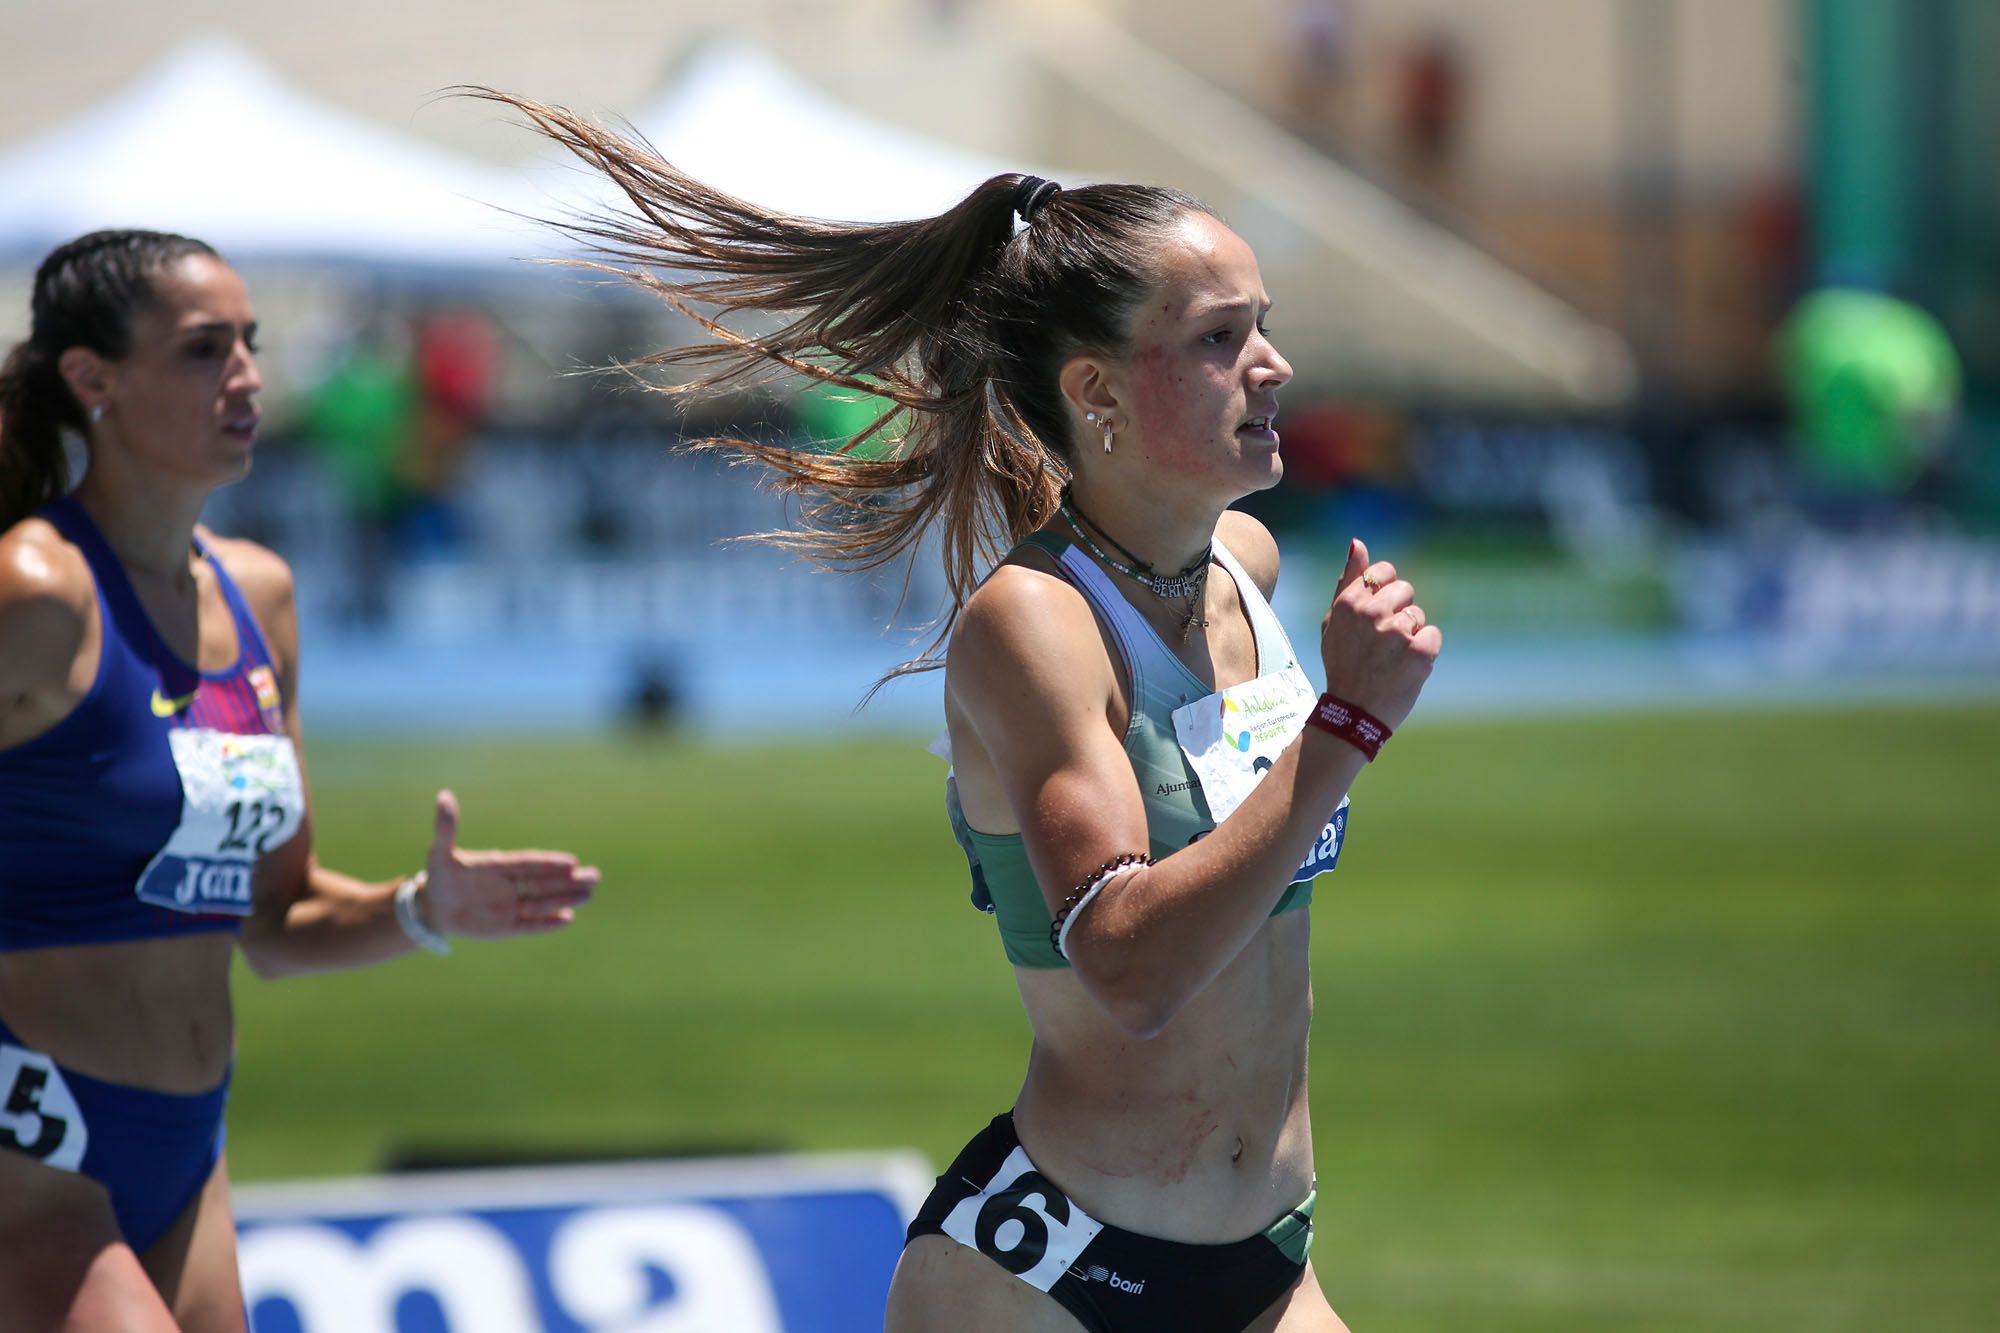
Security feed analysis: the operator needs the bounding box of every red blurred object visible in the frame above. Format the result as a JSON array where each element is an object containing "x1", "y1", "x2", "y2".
[
  {"x1": 416, "y1": 308, "x2": 499, "y2": 429},
  {"x1": 1282, "y1": 402, "x2": 1384, "y2": 489},
  {"x1": 1398, "y1": 34, "x2": 1465, "y2": 166}
]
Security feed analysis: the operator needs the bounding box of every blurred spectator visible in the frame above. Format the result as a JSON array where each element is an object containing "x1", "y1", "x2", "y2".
[
  {"x1": 302, "y1": 303, "x2": 498, "y2": 621},
  {"x1": 1396, "y1": 31, "x2": 1466, "y2": 176},
  {"x1": 303, "y1": 308, "x2": 417, "y2": 622},
  {"x1": 1281, "y1": 0, "x2": 1356, "y2": 147},
  {"x1": 1738, "y1": 177, "x2": 1806, "y2": 320},
  {"x1": 304, "y1": 308, "x2": 414, "y2": 528},
  {"x1": 404, "y1": 306, "x2": 500, "y2": 554}
]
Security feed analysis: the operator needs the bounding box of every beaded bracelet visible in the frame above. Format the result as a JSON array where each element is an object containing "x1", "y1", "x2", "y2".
[
  {"x1": 1050, "y1": 852, "x2": 1154, "y2": 960},
  {"x1": 1304, "y1": 693, "x2": 1392, "y2": 762}
]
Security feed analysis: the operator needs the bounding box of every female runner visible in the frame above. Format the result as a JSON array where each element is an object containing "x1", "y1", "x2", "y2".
[
  {"x1": 485, "y1": 94, "x2": 1439, "y2": 1329},
  {"x1": 0, "y1": 229, "x2": 600, "y2": 1332}
]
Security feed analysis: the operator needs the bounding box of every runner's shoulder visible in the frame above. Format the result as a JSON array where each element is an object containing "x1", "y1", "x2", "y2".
[
  {"x1": 1216, "y1": 509, "x2": 1279, "y2": 600},
  {"x1": 0, "y1": 517, "x2": 92, "y2": 687},
  {"x1": 950, "y1": 554, "x2": 1113, "y2": 707},
  {"x1": 198, "y1": 530, "x2": 295, "y2": 624}
]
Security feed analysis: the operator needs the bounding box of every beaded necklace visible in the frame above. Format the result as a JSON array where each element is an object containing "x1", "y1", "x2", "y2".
[{"x1": 1060, "y1": 495, "x2": 1213, "y2": 642}]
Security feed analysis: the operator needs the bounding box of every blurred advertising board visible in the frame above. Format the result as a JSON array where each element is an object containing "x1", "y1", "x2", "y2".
[
  {"x1": 234, "y1": 1150, "x2": 932, "y2": 1333},
  {"x1": 1677, "y1": 534, "x2": 2000, "y2": 664}
]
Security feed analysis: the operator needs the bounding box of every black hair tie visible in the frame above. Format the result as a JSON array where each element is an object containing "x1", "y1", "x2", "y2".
[{"x1": 1013, "y1": 176, "x2": 1062, "y2": 223}]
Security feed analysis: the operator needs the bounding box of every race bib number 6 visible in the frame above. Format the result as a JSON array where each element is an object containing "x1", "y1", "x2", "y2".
[
  {"x1": 939, "y1": 1146, "x2": 1104, "y2": 1292},
  {"x1": 135, "y1": 730, "x2": 305, "y2": 916}
]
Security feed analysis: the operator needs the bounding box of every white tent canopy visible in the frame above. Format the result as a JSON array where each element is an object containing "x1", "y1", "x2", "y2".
[
  {"x1": 534, "y1": 38, "x2": 1046, "y2": 226},
  {"x1": 535, "y1": 34, "x2": 1631, "y2": 408},
  {"x1": 0, "y1": 36, "x2": 550, "y2": 267}
]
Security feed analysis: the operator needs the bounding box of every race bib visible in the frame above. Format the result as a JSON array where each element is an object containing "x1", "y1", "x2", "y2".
[
  {"x1": 135, "y1": 730, "x2": 305, "y2": 916},
  {"x1": 939, "y1": 1145, "x2": 1104, "y2": 1292},
  {"x1": 0, "y1": 1042, "x2": 87, "y2": 1171},
  {"x1": 1172, "y1": 666, "x2": 1348, "y2": 884}
]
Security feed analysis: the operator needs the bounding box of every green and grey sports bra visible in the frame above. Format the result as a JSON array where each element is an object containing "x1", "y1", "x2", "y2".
[{"x1": 944, "y1": 528, "x2": 1349, "y2": 968}]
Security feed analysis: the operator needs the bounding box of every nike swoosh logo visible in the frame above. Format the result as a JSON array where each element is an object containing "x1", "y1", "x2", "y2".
[{"x1": 151, "y1": 687, "x2": 198, "y2": 717}]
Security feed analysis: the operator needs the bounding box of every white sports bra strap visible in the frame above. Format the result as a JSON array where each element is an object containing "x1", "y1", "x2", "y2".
[
  {"x1": 1057, "y1": 544, "x2": 1158, "y2": 684},
  {"x1": 1209, "y1": 541, "x2": 1298, "y2": 672}
]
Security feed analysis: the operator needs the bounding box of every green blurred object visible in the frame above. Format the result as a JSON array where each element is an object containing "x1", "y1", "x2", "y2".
[
  {"x1": 794, "y1": 377, "x2": 908, "y2": 458},
  {"x1": 1781, "y1": 288, "x2": 1962, "y2": 491},
  {"x1": 230, "y1": 703, "x2": 2000, "y2": 1329},
  {"x1": 303, "y1": 348, "x2": 418, "y2": 518}
]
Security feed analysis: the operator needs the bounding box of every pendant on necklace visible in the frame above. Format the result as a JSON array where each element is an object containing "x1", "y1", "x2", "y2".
[
  {"x1": 1178, "y1": 562, "x2": 1212, "y2": 643},
  {"x1": 1179, "y1": 603, "x2": 1209, "y2": 643}
]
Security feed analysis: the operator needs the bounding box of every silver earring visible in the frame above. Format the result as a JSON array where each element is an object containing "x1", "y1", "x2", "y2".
[
  {"x1": 91, "y1": 403, "x2": 105, "y2": 423},
  {"x1": 1101, "y1": 419, "x2": 1115, "y2": 454}
]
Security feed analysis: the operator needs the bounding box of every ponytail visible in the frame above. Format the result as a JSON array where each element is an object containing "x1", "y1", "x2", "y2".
[
  {"x1": 0, "y1": 339, "x2": 74, "y2": 529},
  {"x1": 473, "y1": 90, "x2": 1207, "y2": 680},
  {"x1": 2, "y1": 229, "x2": 219, "y2": 529}
]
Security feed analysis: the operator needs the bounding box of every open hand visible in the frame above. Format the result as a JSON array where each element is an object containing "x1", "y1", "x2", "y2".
[{"x1": 421, "y1": 790, "x2": 599, "y2": 940}]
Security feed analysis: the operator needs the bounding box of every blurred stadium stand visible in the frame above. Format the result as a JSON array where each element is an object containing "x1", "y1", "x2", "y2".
[{"x1": 1, "y1": 0, "x2": 1994, "y2": 738}]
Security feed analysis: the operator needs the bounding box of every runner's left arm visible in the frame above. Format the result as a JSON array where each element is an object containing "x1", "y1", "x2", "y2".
[{"x1": 221, "y1": 540, "x2": 598, "y2": 978}]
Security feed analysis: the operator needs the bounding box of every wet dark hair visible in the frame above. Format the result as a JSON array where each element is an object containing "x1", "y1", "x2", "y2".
[
  {"x1": 471, "y1": 89, "x2": 1210, "y2": 678},
  {"x1": 0, "y1": 229, "x2": 220, "y2": 527}
]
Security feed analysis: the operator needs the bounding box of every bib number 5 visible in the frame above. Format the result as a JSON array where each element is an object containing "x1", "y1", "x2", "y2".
[{"x1": 0, "y1": 1045, "x2": 88, "y2": 1171}]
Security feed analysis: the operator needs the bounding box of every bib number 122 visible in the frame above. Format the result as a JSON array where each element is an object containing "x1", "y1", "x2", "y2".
[{"x1": 218, "y1": 798, "x2": 288, "y2": 855}]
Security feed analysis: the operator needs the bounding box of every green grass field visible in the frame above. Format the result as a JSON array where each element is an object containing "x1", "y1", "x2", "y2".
[{"x1": 230, "y1": 701, "x2": 2000, "y2": 1331}]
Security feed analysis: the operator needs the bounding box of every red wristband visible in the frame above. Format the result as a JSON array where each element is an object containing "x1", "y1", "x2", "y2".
[{"x1": 1306, "y1": 693, "x2": 1391, "y2": 760}]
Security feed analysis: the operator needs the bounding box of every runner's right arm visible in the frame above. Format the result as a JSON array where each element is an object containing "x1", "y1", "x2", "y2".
[{"x1": 949, "y1": 538, "x2": 1430, "y2": 1038}]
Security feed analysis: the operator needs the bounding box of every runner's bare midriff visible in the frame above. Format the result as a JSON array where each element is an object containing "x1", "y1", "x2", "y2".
[
  {"x1": 1011, "y1": 909, "x2": 1314, "y2": 1244},
  {"x1": 0, "y1": 935, "x2": 236, "y2": 1092}
]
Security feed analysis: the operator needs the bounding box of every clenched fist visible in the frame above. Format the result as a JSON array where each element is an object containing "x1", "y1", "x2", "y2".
[{"x1": 1318, "y1": 537, "x2": 1441, "y2": 732}]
